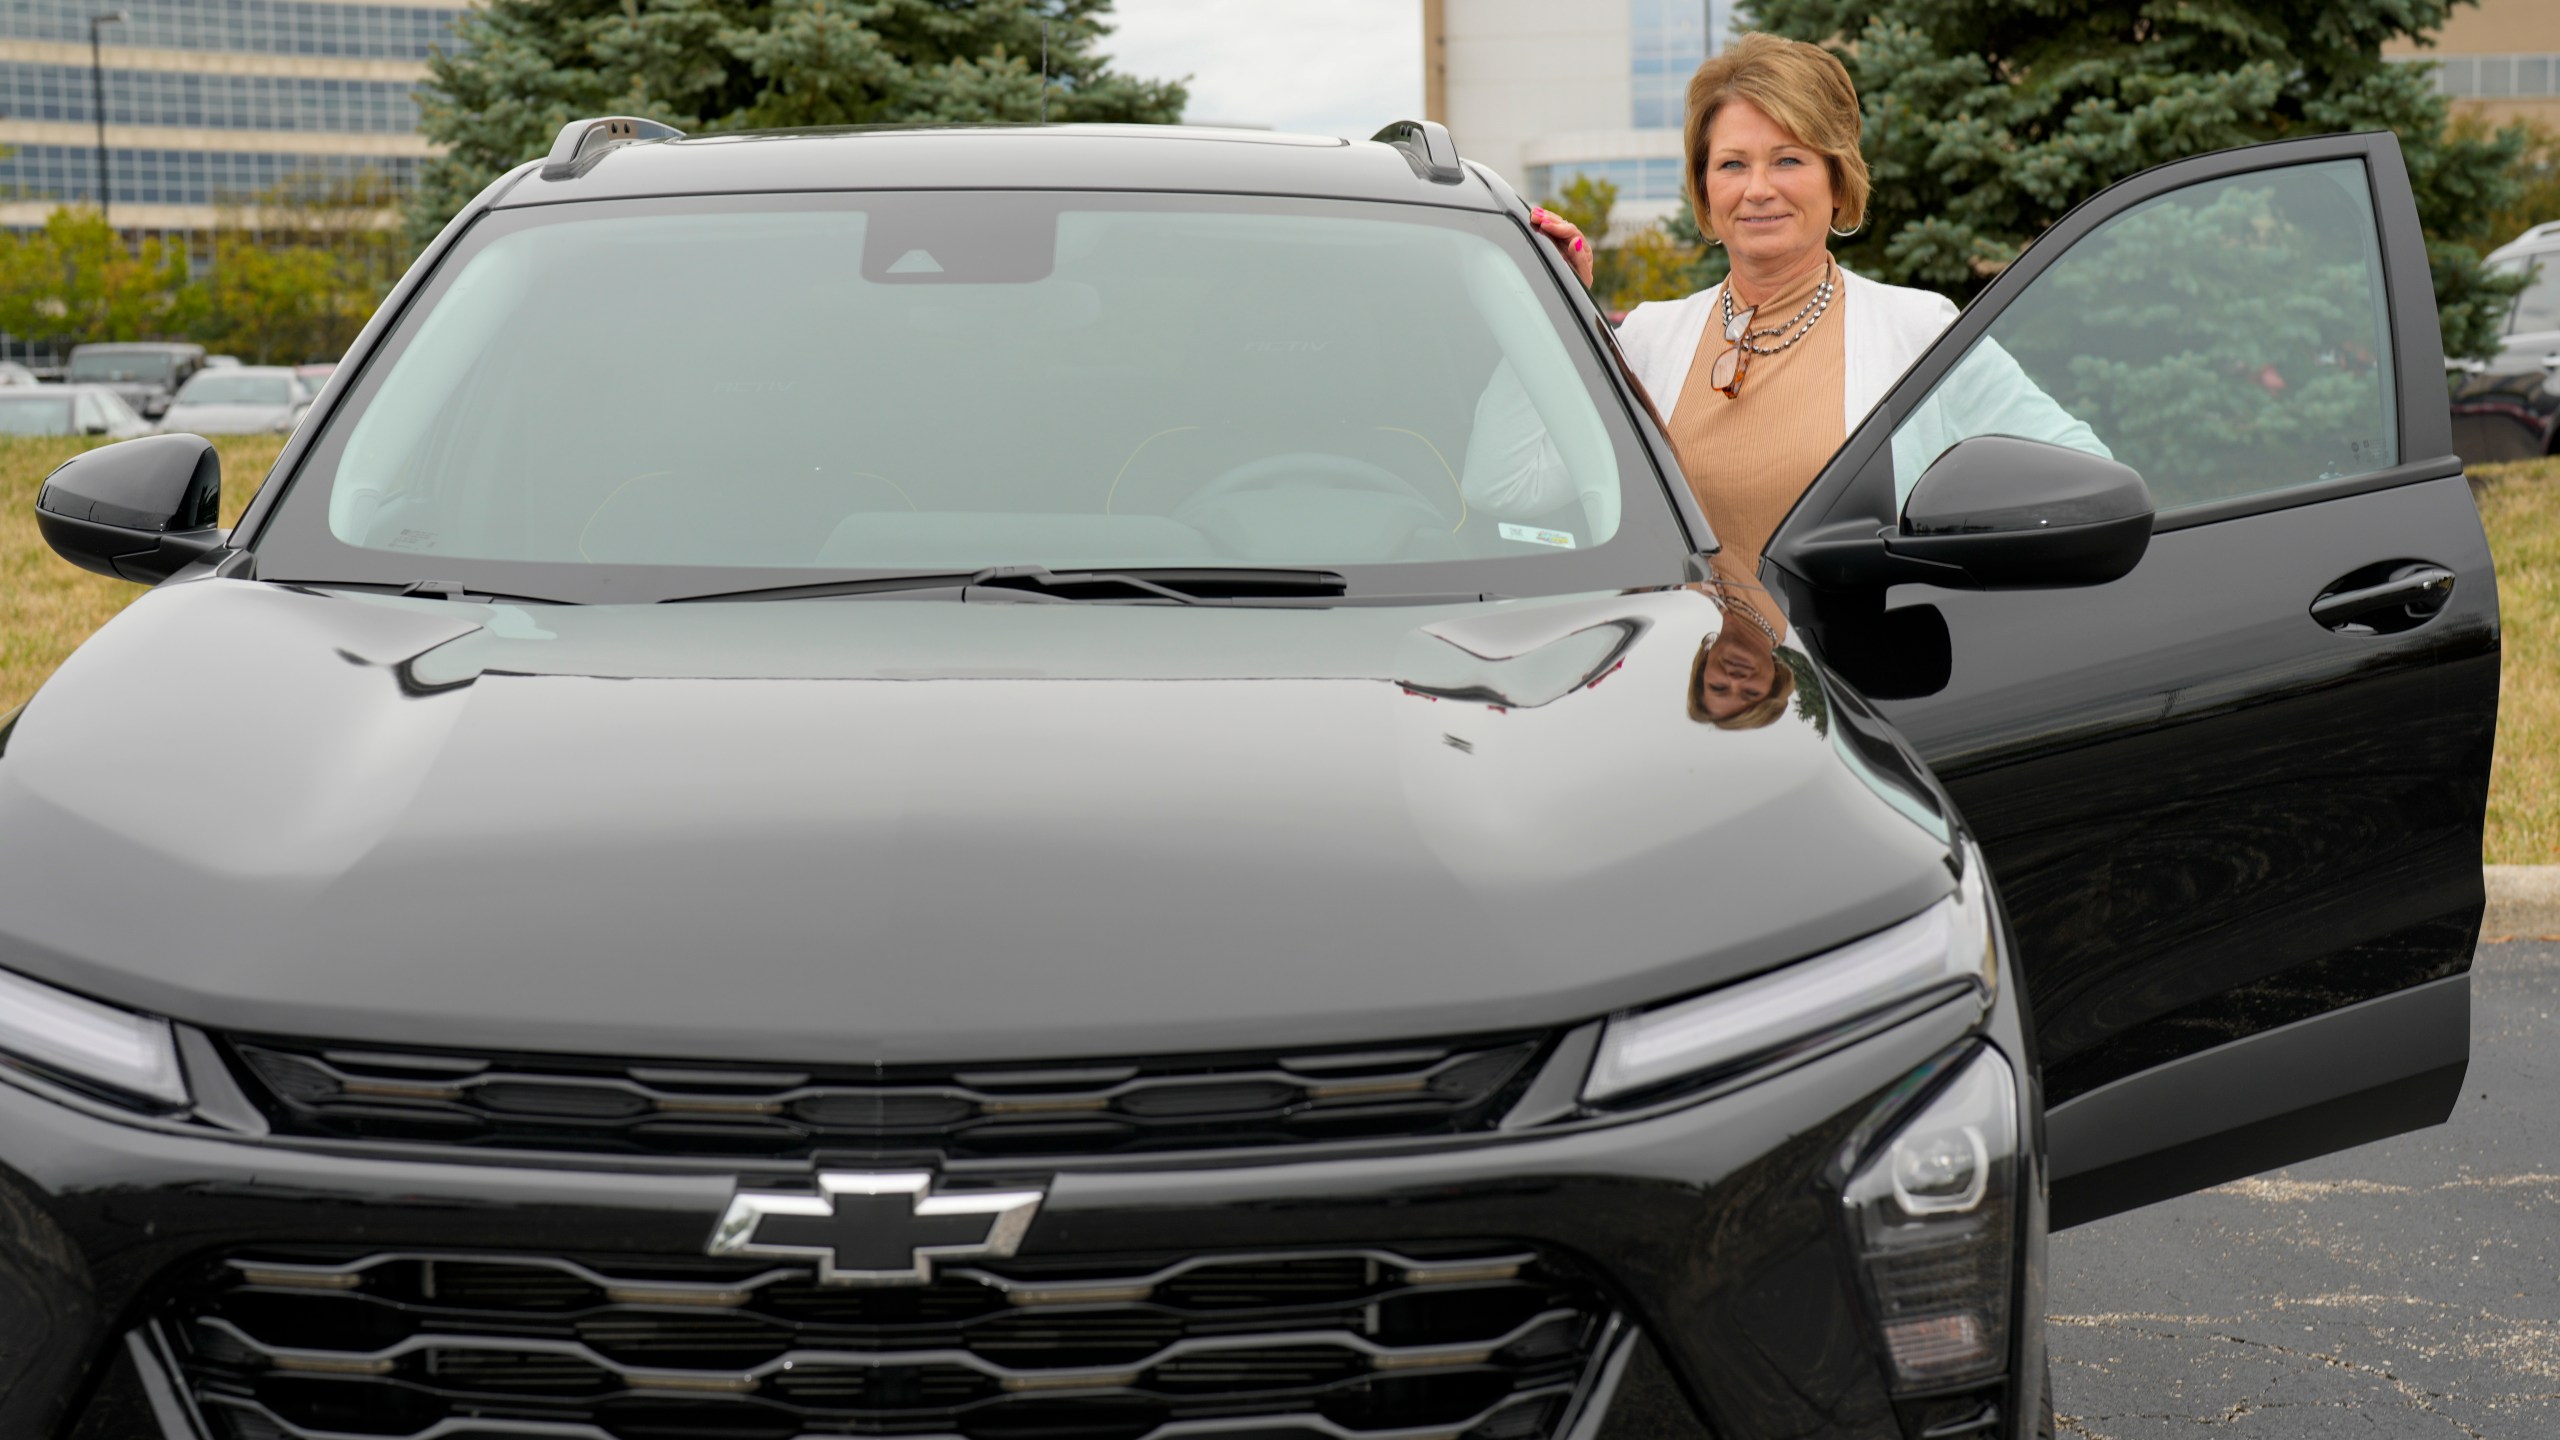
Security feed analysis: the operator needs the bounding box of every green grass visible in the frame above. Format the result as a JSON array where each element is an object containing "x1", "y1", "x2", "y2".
[
  {"x1": 3, "y1": 434, "x2": 2556, "y2": 862},
  {"x1": 2471, "y1": 457, "x2": 2560, "y2": 864},
  {"x1": 1, "y1": 433, "x2": 285, "y2": 719}
]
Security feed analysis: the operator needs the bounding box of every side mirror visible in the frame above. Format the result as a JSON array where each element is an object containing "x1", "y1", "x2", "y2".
[
  {"x1": 1884, "y1": 435, "x2": 2154, "y2": 589},
  {"x1": 34, "y1": 433, "x2": 226, "y2": 584}
]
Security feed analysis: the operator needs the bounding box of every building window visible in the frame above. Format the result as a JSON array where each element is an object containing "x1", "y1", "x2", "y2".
[
  {"x1": 0, "y1": 144, "x2": 420, "y2": 207},
  {"x1": 0, "y1": 62, "x2": 423, "y2": 133},
  {"x1": 2398, "y1": 54, "x2": 2560, "y2": 98},
  {"x1": 1629, "y1": 0, "x2": 1709, "y2": 130},
  {"x1": 1526, "y1": 157, "x2": 1687, "y2": 206},
  {"x1": 0, "y1": 1, "x2": 464, "y2": 63}
]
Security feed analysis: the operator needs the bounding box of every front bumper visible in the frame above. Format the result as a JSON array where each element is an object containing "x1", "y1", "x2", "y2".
[{"x1": 7, "y1": 993, "x2": 2034, "y2": 1440}]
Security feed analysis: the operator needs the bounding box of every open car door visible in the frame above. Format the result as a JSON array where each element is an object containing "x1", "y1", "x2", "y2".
[{"x1": 1763, "y1": 132, "x2": 2499, "y2": 1229}]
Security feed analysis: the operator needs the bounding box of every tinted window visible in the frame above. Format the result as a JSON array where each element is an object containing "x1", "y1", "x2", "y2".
[
  {"x1": 2504, "y1": 252, "x2": 2560, "y2": 336},
  {"x1": 67, "y1": 350, "x2": 174, "y2": 384},
  {"x1": 1895, "y1": 159, "x2": 2397, "y2": 512},
  {"x1": 0, "y1": 396, "x2": 72, "y2": 434},
  {"x1": 175, "y1": 372, "x2": 296, "y2": 405},
  {"x1": 256, "y1": 193, "x2": 1678, "y2": 602}
]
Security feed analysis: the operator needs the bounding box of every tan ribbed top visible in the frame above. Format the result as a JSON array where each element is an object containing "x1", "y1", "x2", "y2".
[{"x1": 1667, "y1": 261, "x2": 1846, "y2": 584}]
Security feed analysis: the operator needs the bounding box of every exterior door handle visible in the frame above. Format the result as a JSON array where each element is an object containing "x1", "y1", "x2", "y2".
[{"x1": 2310, "y1": 563, "x2": 2455, "y2": 634}]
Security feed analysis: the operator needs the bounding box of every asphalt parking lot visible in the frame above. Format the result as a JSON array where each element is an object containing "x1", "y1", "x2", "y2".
[{"x1": 2048, "y1": 940, "x2": 2560, "y2": 1438}]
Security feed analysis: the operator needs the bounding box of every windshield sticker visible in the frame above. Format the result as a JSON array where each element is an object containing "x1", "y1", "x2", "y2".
[{"x1": 1498, "y1": 523, "x2": 1576, "y2": 550}]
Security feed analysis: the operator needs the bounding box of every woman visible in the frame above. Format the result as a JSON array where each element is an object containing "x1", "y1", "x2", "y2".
[
  {"x1": 1686, "y1": 594, "x2": 1796, "y2": 730},
  {"x1": 1484, "y1": 32, "x2": 2104, "y2": 590}
]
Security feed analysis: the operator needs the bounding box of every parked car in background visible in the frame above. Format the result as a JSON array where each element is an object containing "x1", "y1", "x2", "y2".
[
  {"x1": 293, "y1": 361, "x2": 336, "y2": 388},
  {"x1": 0, "y1": 384, "x2": 151, "y2": 438},
  {"x1": 203, "y1": 355, "x2": 241, "y2": 368},
  {"x1": 153, "y1": 365, "x2": 314, "y2": 435},
  {"x1": 0, "y1": 362, "x2": 38, "y2": 388},
  {"x1": 2450, "y1": 220, "x2": 2560, "y2": 461},
  {"x1": 63, "y1": 341, "x2": 206, "y2": 420}
]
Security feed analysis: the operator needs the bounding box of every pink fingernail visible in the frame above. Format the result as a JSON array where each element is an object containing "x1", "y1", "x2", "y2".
[{"x1": 1572, "y1": 237, "x2": 1586, "y2": 251}]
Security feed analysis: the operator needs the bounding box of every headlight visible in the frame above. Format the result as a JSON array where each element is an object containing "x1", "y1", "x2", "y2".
[
  {"x1": 1581, "y1": 849, "x2": 1996, "y2": 1105},
  {"x1": 1841, "y1": 1045, "x2": 2020, "y2": 1389},
  {"x1": 0, "y1": 965, "x2": 189, "y2": 1110}
]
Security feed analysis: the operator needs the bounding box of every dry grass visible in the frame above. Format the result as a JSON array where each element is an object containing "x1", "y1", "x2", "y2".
[
  {"x1": 0, "y1": 433, "x2": 285, "y2": 718},
  {"x1": 2471, "y1": 458, "x2": 2560, "y2": 864},
  {"x1": 1, "y1": 436, "x2": 2555, "y2": 862}
]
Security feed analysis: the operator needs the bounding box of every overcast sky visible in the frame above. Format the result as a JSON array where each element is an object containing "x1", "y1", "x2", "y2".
[{"x1": 1102, "y1": 0, "x2": 1424, "y2": 138}]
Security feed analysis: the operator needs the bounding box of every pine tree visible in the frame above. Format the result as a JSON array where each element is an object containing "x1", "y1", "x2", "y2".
[
  {"x1": 1742, "y1": 0, "x2": 2528, "y2": 359},
  {"x1": 407, "y1": 0, "x2": 1187, "y2": 249}
]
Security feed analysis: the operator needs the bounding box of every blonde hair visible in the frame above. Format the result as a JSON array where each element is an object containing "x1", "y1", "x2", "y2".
[
  {"x1": 1682, "y1": 32, "x2": 1870, "y2": 238},
  {"x1": 1687, "y1": 635, "x2": 1799, "y2": 730}
]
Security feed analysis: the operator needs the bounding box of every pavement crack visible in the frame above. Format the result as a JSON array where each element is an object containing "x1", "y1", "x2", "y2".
[{"x1": 2048, "y1": 1315, "x2": 2489, "y2": 1436}]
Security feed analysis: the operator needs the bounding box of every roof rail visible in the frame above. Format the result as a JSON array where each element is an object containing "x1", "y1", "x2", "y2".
[
  {"x1": 541, "y1": 115, "x2": 685, "y2": 181},
  {"x1": 1372, "y1": 120, "x2": 1465, "y2": 185},
  {"x1": 2520, "y1": 219, "x2": 2560, "y2": 245}
]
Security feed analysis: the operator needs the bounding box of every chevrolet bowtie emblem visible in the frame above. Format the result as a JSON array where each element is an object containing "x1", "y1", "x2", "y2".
[{"x1": 707, "y1": 1171, "x2": 1044, "y2": 1286}]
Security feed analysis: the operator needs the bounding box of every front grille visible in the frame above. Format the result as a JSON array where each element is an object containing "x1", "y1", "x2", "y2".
[
  {"x1": 168, "y1": 1244, "x2": 1614, "y2": 1440},
  {"x1": 226, "y1": 1035, "x2": 1546, "y2": 1159}
]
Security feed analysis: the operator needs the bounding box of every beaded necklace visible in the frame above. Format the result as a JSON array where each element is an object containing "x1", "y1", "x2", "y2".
[{"x1": 1719, "y1": 258, "x2": 1837, "y2": 359}]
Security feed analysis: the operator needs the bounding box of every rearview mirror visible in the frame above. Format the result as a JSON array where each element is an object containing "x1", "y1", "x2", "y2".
[
  {"x1": 1884, "y1": 435, "x2": 2153, "y2": 589},
  {"x1": 34, "y1": 433, "x2": 226, "y2": 584}
]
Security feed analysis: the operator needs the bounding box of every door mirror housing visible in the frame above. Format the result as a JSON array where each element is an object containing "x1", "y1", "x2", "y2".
[
  {"x1": 1884, "y1": 435, "x2": 2154, "y2": 589},
  {"x1": 34, "y1": 433, "x2": 227, "y2": 584}
]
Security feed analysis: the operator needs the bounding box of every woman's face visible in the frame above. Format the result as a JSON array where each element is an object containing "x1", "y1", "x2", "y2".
[
  {"x1": 1700, "y1": 97, "x2": 1836, "y2": 276},
  {"x1": 1697, "y1": 627, "x2": 1777, "y2": 721}
]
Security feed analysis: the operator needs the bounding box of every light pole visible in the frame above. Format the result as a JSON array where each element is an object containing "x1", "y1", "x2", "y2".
[{"x1": 89, "y1": 11, "x2": 125, "y2": 225}]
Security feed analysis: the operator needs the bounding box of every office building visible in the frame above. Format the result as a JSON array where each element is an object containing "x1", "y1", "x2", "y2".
[
  {"x1": 2386, "y1": 0, "x2": 2560, "y2": 128},
  {"x1": 1424, "y1": 0, "x2": 1731, "y2": 229},
  {"x1": 0, "y1": 0, "x2": 467, "y2": 233}
]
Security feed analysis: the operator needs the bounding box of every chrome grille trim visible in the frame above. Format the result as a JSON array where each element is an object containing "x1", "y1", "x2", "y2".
[
  {"x1": 219, "y1": 1246, "x2": 1546, "y2": 1308},
  {"x1": 174, "y1": 1244, "x2": 1610, "y2": 1440},
  {"x1": 190, "y1": 1306, "x2": 1584, "y2": 1387},
  {"x1": 198, "y1": 1387, "x2": 1583, "y2": 1440}
]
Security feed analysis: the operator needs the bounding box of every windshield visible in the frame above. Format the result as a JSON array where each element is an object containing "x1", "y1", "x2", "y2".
[
  {"x1": 251, "y1": 191, "x2": 1683, "y2": 602},
  {"x1": 0, "y1": 396, "x2": 71, "y2": 434},
  {"x1": 176, "y1": 372, "x2": 296, "y2": 406},
  {"x1": 67, "y1": 351, "x2": 174, "y2": 384}
]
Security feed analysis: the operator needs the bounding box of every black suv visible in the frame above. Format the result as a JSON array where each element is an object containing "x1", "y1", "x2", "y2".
[{"x1": 2, "y1": 118, "x2": 2496, "y2": 1440}]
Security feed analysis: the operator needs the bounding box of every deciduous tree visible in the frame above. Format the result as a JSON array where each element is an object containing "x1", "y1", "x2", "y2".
[
  {"x1": 1539, "y1": 175, "x2": 1710, "y2": 313},
  {"x1": 0, "y1": 209, "x2": 188, "y2": 350}
]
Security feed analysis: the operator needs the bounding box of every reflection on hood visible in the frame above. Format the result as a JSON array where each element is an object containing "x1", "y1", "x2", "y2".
[{"x1": 1397, "y1": 614, "x2": 1644, "y2": 709}]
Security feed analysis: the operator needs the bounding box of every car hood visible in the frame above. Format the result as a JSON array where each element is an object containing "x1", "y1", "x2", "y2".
[
  {"x1": 0, "y1": 581, "x2": 1951, "y2": 1063},
  {"x1": 158, "y1": 402, "x2": 292, "y2": 433}
]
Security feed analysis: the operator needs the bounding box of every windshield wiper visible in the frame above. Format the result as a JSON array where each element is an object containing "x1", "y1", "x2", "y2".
[
  {"x1": 288, "y1": 579, "x2": 583, "y2": 606},
  {"x1": 664, "y1": 565, "x2": 1350, "y2": 605}
]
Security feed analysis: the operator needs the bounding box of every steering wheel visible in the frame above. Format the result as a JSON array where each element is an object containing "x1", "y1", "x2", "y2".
[{"x1": 1175, "y1": 451, "x2": 1456, "y2": 529}]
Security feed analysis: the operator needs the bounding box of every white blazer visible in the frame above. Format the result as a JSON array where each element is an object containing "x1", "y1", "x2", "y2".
[
  {"x1": 1461, "y1": 267, "x2": 2108, "y2": 523},
  {"x1": 1614, "y1": 268, "x2": 1957, "y2": 432}
]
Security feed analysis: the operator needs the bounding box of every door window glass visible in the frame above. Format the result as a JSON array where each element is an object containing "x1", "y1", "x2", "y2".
[
  {"x1": 73, "y1": 391, "x2": 102, "y2": 431},
  {"x1": 1892, "y1": 158, "x2": 2398, "y2": 513}
]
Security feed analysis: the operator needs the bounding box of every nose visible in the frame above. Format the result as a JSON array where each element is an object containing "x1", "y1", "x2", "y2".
[{"x1": 1741, "y1": 163, "x2": 1780, "y2": 203}]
